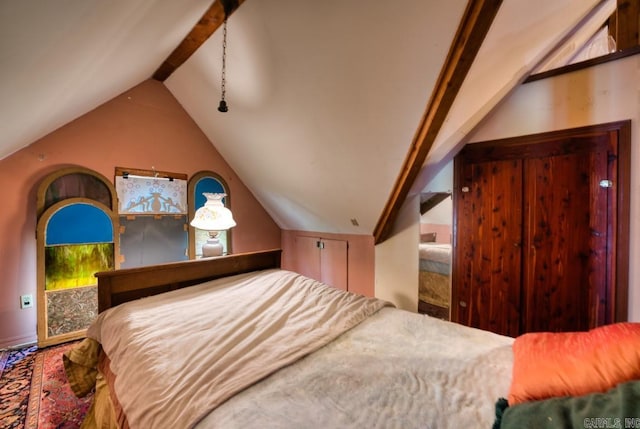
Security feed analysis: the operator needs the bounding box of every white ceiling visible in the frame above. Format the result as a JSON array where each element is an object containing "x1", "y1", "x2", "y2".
[
  {"x1": 0, "y1": 0, "x2": 212, "y2": 157},
  {"x1": 0, "y1": 0, "x2": 612, "y2": 236}
]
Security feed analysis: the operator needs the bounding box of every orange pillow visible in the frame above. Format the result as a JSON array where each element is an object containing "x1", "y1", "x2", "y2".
[{"x1": 508, "y1": 322, "x2": 640, "y2": 405}]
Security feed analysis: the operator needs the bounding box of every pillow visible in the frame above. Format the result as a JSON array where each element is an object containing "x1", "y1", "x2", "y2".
[
  {"x1": 508, "y1": 322, "x2": 640, "y2": 405},
  {"x1": 496, "y1": 380, "x2": 640, "y2": 429},
  {"x1": 420, "y1": 232, "x2": 437, "y2": 242}
]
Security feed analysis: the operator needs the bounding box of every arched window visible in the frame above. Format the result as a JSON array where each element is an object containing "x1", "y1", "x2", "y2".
[
  {"x1": 188, "y1": 171, "x2": 232, "y2": 258},
  {"x1": 36, "y1": 167, "x2": 118, "y2": 347}
]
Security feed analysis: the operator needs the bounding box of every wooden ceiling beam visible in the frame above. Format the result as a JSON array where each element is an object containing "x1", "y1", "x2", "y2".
[
  {"x1": 153, "y1": 0, "x2": 245, "y2": 82},
  {"x1": 373, "y1": 0, "x2": 502, "y2": 245},
  {"x1": 612, "y1": 0, "x2": 640, "y2": 50},
  {"x1": 420, "y1": 192, "x2": 451, "y2": 215}
]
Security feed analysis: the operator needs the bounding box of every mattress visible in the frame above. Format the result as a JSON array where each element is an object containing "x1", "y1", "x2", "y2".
[{"x1": 419, "y1": 243, "x2": 451, "y2": 308}]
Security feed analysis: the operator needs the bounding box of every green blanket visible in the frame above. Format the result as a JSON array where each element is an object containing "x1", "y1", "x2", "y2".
[{"x1": 495, "y1": 380, "x2": 640, "y2": 429}]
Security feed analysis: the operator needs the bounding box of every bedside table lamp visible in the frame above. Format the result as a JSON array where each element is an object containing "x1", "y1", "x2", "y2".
[{"x1": 190, "y1": 193, "x2": 236, "y2": 257}]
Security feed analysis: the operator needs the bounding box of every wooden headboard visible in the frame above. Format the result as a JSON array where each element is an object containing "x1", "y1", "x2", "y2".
[{"x1": 94, "y1": 249, "x2": 282, "y2": 312}]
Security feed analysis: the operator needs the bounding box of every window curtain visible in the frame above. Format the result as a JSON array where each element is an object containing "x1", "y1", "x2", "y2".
[{"x1": 115, "y1": 176, "x2": 187, "y2": 215}]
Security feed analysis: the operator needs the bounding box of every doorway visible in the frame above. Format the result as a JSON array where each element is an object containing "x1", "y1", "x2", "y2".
[{"x1": 418, "y1": 192, "x2": 453, "y2": 320}]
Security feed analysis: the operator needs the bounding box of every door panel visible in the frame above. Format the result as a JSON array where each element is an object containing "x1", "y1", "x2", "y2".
[
  {"x1": 454, "y1": 159, "x2": 523, "y2": 337},
  {"x1": 294, "y1": 236, "x2": 321, "y2": 280},
  {"x1": 320, "y1": 238, "x2": 348, "y2": 290},
  {"x1": 523, "y1": 138, "x2": 610, "y2": 332}
]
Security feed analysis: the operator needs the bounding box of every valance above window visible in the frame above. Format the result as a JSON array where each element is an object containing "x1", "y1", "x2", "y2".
[{"x1": 115, "y1": 175, "x2": 187, "y2": 215}]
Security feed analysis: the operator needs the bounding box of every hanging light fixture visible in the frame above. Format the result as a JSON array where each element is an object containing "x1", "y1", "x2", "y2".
[{"x1": 217, "y1": 18, "x2": 229, "y2": 112}]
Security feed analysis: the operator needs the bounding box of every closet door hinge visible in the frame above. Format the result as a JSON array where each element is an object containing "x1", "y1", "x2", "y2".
[{"x1": 599, "y1": 179, "x2": 613, "y2": 188}]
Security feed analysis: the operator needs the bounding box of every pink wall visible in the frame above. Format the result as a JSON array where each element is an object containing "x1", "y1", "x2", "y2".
[
  {"x1": 420, "y1": 223, "x2": 452, "y2": 244},
  {"x1": 0, "y1": 79, "x2": 281, "y2": 348}
]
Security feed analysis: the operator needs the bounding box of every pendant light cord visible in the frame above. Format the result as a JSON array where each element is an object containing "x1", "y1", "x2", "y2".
[{"x1": 218, "y1": 19, "x2": 229, "y2": 112}]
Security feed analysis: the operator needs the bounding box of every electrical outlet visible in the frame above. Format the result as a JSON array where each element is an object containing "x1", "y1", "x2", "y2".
[{"x1": 20, "y1": 294, "x2": 33, "y2": 309}]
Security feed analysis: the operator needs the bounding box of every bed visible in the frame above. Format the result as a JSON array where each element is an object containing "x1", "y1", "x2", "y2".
[
  {"x1": 418, "y1": 241, "x2": 451, "y2": 319},
  {"x1": 64, "y1": 249, "x2": 640, "y2": 429}
]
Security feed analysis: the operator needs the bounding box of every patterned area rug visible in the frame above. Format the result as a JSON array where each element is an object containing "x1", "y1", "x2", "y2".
[
  {"x1": 0, "y1": 341, "x2": 92, "y2": 429},
  {"x1": 0, "y1": 345, "x2": 37, "y2": 428}
]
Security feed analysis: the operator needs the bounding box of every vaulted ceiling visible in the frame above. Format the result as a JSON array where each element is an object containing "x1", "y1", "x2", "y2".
[{"x1": 0, "y1": 0, "x2": 615, "y2": 242}]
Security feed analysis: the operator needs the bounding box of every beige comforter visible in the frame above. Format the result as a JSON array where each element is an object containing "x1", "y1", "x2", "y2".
[
  {"x1": 202, "y1": 307, "x2": 514, "y2": 429},
  {"x1": 85, "y1": 269, "x2": 391, "y2": 429}
]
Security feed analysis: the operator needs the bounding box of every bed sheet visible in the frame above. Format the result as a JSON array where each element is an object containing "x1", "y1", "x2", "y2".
[{"x1": 419, "y1": 243, "x2": 451, "y2": 275}]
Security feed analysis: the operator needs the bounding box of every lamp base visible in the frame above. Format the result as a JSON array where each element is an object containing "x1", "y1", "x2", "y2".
[{"x1": 202, "y1": 237, "x2": 223, "y2": 257}]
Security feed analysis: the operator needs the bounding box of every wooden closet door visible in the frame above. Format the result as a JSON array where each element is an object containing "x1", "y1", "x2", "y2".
[
  {"x1": 293, "y1": 236, "x2": 348, "y2": 290},
  {"x1": 453, "y1": 159, "x2": 523, "y2": 337},
  {"x1": 522, "y1": 137, "x2": 610, "y2": 332},
  {"x1": 453, "y1": 124, "x2": 624, "y2": 337}
]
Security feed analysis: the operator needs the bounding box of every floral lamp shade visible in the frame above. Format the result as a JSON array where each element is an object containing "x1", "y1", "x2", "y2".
[{"x1": 190, "y1": 193, "x2": 236, "y2": 257}]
